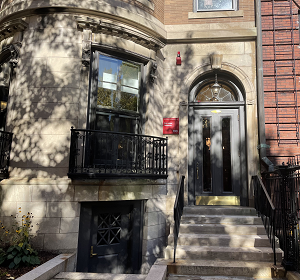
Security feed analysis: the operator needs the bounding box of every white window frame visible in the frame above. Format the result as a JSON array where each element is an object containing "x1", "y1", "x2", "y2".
[{"x1": 195, "y1": 0, "x2": 238, "y2": 12}]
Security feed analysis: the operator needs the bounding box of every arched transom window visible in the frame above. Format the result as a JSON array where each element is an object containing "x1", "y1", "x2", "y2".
[{"x1": 195, "y1": 74, "x2": 237, "y2": 102}]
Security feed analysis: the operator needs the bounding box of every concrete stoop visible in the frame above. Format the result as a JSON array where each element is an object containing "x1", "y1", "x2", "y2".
[{"x1": 163, "y1": 206, "x2": 285, "y2": 280}]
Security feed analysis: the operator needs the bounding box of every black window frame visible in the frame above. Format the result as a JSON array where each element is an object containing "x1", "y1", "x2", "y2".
[{"x1": 88, "y1": 49, "x2": 147, "y2": 135}]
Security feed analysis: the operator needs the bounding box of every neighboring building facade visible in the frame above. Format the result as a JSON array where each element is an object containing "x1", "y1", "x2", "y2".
[
  {"x1": 0, "y1": 0, "x2": 260, "y2": 274},
  {"x1": 261, "y1": 0, "x2": 300, "y2": 165}
]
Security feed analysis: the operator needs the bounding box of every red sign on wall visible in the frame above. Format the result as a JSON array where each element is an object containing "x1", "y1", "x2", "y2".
[{"x1": 163, "y1": 118, "x2": 179, "y2": 135}]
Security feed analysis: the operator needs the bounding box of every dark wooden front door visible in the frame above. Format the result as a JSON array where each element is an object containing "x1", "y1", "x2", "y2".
[
  {"x1": 77, "y1": 201, "x2": 143, "y2": 273},
  {"x1": 194, "y1": 109, "x2": 241, "y2": 197}
]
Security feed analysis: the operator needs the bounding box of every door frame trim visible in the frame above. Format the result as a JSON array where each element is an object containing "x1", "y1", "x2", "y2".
[{"x1": 188, "y1": 102, "x2": 248, "y2": 206}]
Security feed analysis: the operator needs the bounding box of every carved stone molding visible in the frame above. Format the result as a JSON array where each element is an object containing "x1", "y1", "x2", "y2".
[
  {"x1": 75, "y1": 16, "x2": 165, "y2": 51},
  {"x1": 82, "y1": 29, "x2": 92, "y2": 67},
  {"x1": 0, "y1": 43, "x2": 21, "y2": 68},
  {"x1": 149, "y1": 62, "x2": 157, "y2": 84},
  {"x1": 0, "y1": 19, "x2": 28, "y2": 42}
]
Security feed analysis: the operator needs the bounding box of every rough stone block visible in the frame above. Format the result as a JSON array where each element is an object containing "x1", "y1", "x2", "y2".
[
  {"x1": 18, "y1": 201, "x2": 47, "y2": 218},
  {"x1": 146, "y1": 197, "x2": 166, "y2": 213},
  {"x1": 98, "y1": 185, "x2": 153, "y2": 201},
  {"x1": 43, "y1": 233, "x2": 78, "y2": 251},
  {"x1": 143, "y1": 237, "x2": 165, "y2": 257},
  {"x1": 74, "y1": 185, "x2": 99, "y2": 201},
  {"x1": 60, "y1": 217, "x2": 80, "y2": 233},
  {"x1": 31, "y1": 183, "x2": 74, "y2": 202},
  {"x1": 46, "y1": 202, "x2": 80, "y2": 218},
  {"x1": 0, "y1": 185, "x2": 31, "y2": 202},
  {"x1": 36, "y1": 217, "x2": 61, "y2": 234},
  {"x1": 47, "y1": 57, "x2": 81, "y2": 73}
]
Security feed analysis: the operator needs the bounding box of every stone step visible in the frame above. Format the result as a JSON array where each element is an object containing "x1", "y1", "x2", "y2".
[
  {"x1": 53, "y1": 272, "x2": 147, "y2": 279},
  {"x1": 183, "y1": 206, "x2": 257, "y2": 216},
  {"x1": 168, "y1": 233, "x2": 271, "y2": 247},
  {"x1": 181, "y1": 214, "x2": 262, "y2": 225},
  {"x1": 178, "y1": 224, "x2": 266, "y2": 235},
  {"x1": 164, "y1": 245, "x2": 282, "y2": 262},
  {"x1": 167, "y1": 274, "x2": 286, "y2": 280},
  {"x1": 156, "y1": 259, "x2": 282, "y2": 278}
]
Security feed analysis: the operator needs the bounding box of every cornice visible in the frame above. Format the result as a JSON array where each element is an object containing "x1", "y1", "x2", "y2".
[
  {"x1": 75, "y1": 16, "x2": 165, "y2": 51},
  {"x1": 0, "y1": 19, "x2": 28, "y2": 42}
]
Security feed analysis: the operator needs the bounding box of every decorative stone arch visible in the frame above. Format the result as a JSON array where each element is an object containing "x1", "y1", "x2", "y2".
[
  {"x1": 179, "y1": 62, "x2": 255, "y2": 206},
  {"x1": 180, "y1": 62, "x2": 255, "y2": 105}
]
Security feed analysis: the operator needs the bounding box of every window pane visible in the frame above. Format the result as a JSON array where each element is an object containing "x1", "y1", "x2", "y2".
[
  {"x1": 203, "y1": 117, "x2": 212, "y2": 192},
  {"x1": 222, "y1": 118, "x2": 232, "y2": 192},
  {"x1": 198, "y1": 0, "x2": 233, "y2": 10},
  {"x1": 97, "y1": 55, "x2": 140, "y2": 112},
  {"x1": 96, "y1": 113, "x2": 137, "y2": 134}
]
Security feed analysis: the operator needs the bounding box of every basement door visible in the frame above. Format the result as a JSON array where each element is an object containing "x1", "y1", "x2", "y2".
[
  {"x1": 76, "y1": 201, "x2": 143, "y2": 273},
  {"x1": 193, "y1": 109, "x2": 241, "y2": 202}
]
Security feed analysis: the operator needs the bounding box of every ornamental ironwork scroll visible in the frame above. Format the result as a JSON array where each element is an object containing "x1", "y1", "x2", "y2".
[{"x1": 68, "y1": 128, "x2": 168, "y2": 179}]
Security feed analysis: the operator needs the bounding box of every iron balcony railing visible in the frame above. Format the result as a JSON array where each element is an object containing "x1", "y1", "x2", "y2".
[
  {"x1": 0, "y1": 130, "x2": 13, "y2": 179},
  {"x1": 68, "y1": 128, "x2": 168, "y2": 179}
]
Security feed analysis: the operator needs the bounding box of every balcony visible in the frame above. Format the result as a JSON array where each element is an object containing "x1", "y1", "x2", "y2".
[
  {"x1": 0, "y1": 131, "x2": 13, "y2": 179},
  {"x1": 68, "y1": 128, "x2": 168, "y2": 179}
]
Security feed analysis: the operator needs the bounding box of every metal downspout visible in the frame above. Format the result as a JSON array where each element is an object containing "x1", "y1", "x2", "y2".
[{"x1": 255, "y1": 0, "x2": 275, "y2": 172}]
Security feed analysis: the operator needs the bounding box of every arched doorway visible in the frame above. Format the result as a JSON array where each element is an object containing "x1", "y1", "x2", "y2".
[{"x1": 188, "y1": 71, "x2": 247, "y2": 206}]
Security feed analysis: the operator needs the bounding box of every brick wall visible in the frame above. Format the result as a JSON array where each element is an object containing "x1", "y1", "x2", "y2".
[
  {"x1": 261, "y1": 0, "x2": 300, "y2": 165},
  {"x1": 164, "y1": 0, "x2": 254, "y2": 25},
  {"x1": 121, "y1": 0, "x2": 165, "y2": 23}
]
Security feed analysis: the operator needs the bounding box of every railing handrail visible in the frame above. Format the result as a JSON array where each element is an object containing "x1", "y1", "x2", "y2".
[
  {"x1": 256, "y1": 175, "x2": 275, "y2": 210},
  {"x1": 70, "y1": 127, "x2": 168, "y2": 141},
  {"x1": 174, "y1": 176, "x2": 185, "y2": 212},
  {"x1": 173, "y1": 175, "x2": 185, "y2": 263},
  {"x1": 252, "y1": 175, "x2": 277, "y2": 266}
]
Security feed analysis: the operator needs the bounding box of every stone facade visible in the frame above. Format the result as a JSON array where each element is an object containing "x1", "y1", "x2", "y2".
[{"x1": 0, "y1": 0, "x2": 259, "y2": 273}]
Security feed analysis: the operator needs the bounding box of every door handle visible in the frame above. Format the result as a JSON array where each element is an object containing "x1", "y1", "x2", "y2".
[
  {"x1": 196, "y1": 163, "x2": 199, "y2": 179},
  {"x1": 90, "y1": 246, "x2": 97, "y2": 258}
]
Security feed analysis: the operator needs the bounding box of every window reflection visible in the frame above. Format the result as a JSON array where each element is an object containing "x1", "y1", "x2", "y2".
[{"x1": 97, "y1": 55, "x2": 140, "y2": 113}]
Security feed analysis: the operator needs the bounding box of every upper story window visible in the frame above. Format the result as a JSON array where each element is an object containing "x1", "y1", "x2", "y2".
[
  {"x1": 97, "y1": 55, "x2": 140, "y2": 113},
  {"x1": 196, "y1": 0, "x2": 237, "y2": 11},
  {"x1": 90, "y1": 51, "x2": 142, "y2": 134}
]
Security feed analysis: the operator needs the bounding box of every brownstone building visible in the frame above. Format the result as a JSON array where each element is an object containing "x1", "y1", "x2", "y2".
[{"x1": 0, "y1": 0, "x2": 291, "y2": 276}]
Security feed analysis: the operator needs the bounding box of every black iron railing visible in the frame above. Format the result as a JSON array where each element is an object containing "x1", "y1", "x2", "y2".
[
  {"x1": 0, "y1": 130, "x2": 13, "y2": 179},
  {"x1": 263, "y1": 166, "x2": 300, "y2": 272},
  {"x1": 252, "y1": 175, "x2": 278, "y2": 266},
  {"x1": 173, "y1": 175, "x2": 185, "y2": 263},
  {"x1": 254, "y1": 163, "x2": 300, "y2": 272},
  {"x1": 68, "y1": 128, "x2": 168, "y2": 179}
]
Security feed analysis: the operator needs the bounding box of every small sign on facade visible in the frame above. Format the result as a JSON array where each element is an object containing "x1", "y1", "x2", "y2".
[{"x1": 163, "y1": 118, "x2": 179, "y2": 135}]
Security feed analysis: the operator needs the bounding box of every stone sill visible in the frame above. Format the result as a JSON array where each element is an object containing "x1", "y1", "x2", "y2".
[
  {"x1": 136, "y1": 0, "x2": 155, "y2": 10},
  {"x1": 188, "y1": 10, "x2": 244, "y2": 19}
]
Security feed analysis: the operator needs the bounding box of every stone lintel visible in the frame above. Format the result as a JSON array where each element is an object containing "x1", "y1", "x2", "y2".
[{"x1": 167, "y1": 28, "x2": 257, "y2": 43}]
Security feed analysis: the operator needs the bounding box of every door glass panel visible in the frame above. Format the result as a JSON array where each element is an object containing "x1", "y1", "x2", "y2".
[
  {"x1": 203, "y1": 117, "x2": 212, "y2": 192},
  {"x1": 222, "y1": 117, "x2": 232, "y2": 192}
]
